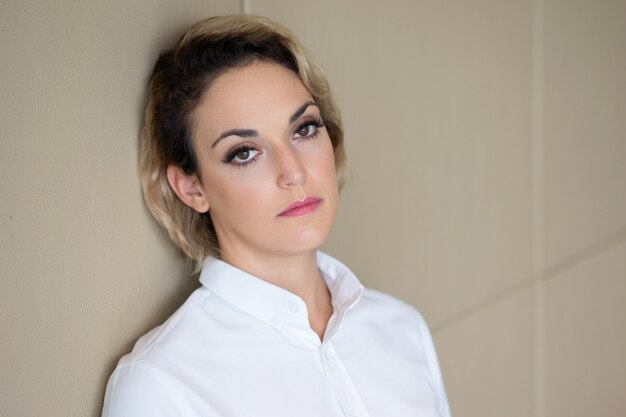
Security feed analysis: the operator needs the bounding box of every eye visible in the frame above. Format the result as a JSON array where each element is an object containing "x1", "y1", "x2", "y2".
[
  {"x1": 296, "y1": 124, "x2": 316, "y2": 138},
  {"x1": 233, "y1": 148, "x2": 256, "y2": 162},
  {"x1": 294, "y1": 119, "x2": 325, "y2": 139},
  {"x1": 223, "y1": 146, "x2": 261, "y2": 167}
]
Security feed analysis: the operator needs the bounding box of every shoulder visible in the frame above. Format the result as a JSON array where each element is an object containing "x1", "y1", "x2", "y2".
[
  {"x1": 102, "y1": 360, "x2": 193, "y2": 416},
  {"x1": 102, "y1": 288, "x2": 211, "y2": 416},
  {"x1": 116, "y1": 287, "x2": 209, "y2": 365},
  {"x1": 360, "y1": 289, "x2": 448, "y2": 409},
  {"x1": 344, "y1": 280, "x2": 441, "y2": 367},
  {"x1": 353, "y1": 288, "x2": 449, "y2": 410}
]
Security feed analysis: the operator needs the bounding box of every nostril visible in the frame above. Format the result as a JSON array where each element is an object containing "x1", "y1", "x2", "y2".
[{"x1": 278, "y1": 170, "x2": 305, "y2": 188}]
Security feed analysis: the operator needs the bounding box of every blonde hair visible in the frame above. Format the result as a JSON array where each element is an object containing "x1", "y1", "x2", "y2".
[{"x1": 139, "y1": 15, "x2": 346, "y2": 272}]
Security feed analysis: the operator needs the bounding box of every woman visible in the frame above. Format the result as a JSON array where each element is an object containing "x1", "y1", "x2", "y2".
[{"x1": 103, "y1": 15, "x2": 451, "y2": 417}]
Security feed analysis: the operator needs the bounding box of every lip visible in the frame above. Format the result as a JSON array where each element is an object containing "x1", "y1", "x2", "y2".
[{"x1": 278, "y1": 196, "x2": 322, "y2": 217}]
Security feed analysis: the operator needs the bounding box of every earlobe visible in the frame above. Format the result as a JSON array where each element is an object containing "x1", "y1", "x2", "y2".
[{"x1": 166, "y1": 165, "x2": 210, "y2": 213}]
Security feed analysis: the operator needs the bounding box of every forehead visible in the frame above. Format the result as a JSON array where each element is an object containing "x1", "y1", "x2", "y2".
[{"x1": 195, "y1": 61, "x2": 314, "y2": 133}]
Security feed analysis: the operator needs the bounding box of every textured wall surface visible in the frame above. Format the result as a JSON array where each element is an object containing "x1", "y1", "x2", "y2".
[
  {"x1": 0, "y1": 1, "x2": 239, "y2": 416},
  {"x1": 1, "y1": 1, "x2": 624, "y2": 416}
]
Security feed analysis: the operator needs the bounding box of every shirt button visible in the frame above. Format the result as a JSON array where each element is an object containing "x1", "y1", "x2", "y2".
[
  {"x1": 270, "y1": 317, "x2": 280, "y2": 325},
  {"x1": 288, "y1": 301, "x2": 299, "y2": 313}
]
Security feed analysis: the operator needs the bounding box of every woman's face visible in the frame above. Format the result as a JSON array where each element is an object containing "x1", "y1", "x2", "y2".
[{"x1": 180, "y1": 61, "x2": 338, "y2": 262}]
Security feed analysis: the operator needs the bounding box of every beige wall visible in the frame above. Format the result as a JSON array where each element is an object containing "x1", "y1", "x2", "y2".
[{"x1": 1, "y1": 1, "x2": 624, "y2": 416}]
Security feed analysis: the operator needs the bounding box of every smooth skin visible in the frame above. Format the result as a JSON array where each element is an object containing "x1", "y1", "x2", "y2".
[{"x1": 167, "y1": 61, "x2": 338, "y2": 339}]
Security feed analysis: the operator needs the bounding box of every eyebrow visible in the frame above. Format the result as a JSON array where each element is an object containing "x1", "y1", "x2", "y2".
[
  {"x1": 289, "y1": 101, "x2": 317, "y2": 124},
  {"x1": 211, "y1": 128, "x2": 257, "y2": 148},
  {"x1": 211, "y1": 101, "x2": 318, "y2": 148}
]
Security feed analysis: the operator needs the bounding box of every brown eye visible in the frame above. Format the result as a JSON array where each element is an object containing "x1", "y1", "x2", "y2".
[
  {"x1": 236, "y1": 149, "x2": 250, "y2": 161},
  {"x1": 295, "y1": 124, "x2": 316, "y2": 138},
  {"x1": 224, "y1": 146, "x2": 260, "y2": 166},
  {"x1": 297, "y1": 125, "x2": 313, "y2": 137},
  {"x1": 294, "y1": 119, "x2": 324, "y2": 139}
]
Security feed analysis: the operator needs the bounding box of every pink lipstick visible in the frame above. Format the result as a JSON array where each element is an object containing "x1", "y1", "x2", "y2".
[{"x1": 278, "y1": 197, "x2": 322, "y2": 217}]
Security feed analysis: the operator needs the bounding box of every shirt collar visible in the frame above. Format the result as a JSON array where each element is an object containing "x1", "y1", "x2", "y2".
[{"x1": 198, "y1": 251, "x2": 364, "y2": 329}]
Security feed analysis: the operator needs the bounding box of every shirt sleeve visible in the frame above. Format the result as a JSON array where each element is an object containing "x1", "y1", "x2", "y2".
[
  {"x1": 417, "y1": 315, "x2": 452, "y2": 417},
  {"x1": 102, "y1": 362, "x2": 193, "y2": 417}
]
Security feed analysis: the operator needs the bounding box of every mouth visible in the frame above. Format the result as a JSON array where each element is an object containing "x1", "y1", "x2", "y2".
[{"x1": 278, "y1": 196, "x2": 322, "y2": 217}]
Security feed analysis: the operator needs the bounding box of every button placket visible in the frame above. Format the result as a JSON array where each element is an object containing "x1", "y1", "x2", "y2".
[
  {"x1": 268, "y1": 298, "x2": 291, "y2": 329},
  {"x1": 320, "y1": 342, "x2": 372, "y2": 417}
]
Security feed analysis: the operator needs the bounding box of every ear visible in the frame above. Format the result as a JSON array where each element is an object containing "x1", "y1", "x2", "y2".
[{"x1": 166, "y1": 165, "x2": 210, "y2": 213}]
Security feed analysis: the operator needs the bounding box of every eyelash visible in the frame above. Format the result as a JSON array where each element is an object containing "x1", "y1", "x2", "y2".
[{"x1": 222, "y1": 118, "x2": 325, "y2": 168}]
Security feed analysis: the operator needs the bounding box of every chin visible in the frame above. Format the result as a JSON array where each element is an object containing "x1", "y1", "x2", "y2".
[
  {"x1": 293, "y1": 224, "x2": 333, "y2": 252},
  {"x1": 266, "y1": 224, "x2": 329, "y2": 256},
  {"x1": 274, "y1": 204, "x2": 337, "y2": 255}
]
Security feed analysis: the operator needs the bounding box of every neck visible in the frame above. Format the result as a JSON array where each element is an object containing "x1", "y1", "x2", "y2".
[{"x1": 220, "y1": 248, "x2": 333, "y2": 340}]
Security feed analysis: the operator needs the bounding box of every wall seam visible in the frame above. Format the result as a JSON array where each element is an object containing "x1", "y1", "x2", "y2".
[
  {"x1": 239, "y1": 0, "x2": 250, "y2": 14},
  {"x1": 432, "y1": 228, "x2": 626, "y2": 335},
  {"x1": 530, "y1": 0, "x2": 546, "y2": 415},
  {"x1": 431, "y1": 280, "x2": 530, "y2": 333},
  {"x1": 543, "y1": 227, "x2": 626, "y2": 282}
]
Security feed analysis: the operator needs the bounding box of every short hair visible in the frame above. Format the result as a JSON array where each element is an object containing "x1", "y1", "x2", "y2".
[{"x1": 139, "y1": 15, "x2": 346, "y2": 272}]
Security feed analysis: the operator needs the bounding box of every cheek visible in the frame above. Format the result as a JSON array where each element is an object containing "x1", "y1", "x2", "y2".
[
  {"x1": 315, "y1": 138, "x2": 338, "y2": 182},
  {"x1": 301, "y1": 138, "x2": 339, "y2": 212},
  {"x1": 202, "y1": 165, "x2": 275, "y2": 219}
]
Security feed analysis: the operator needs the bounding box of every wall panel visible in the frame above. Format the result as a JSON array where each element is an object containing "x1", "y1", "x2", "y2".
[
  {"x1": 545, "y1": 240, "x2": 626, "y2": 417},
  {"x1": 435, "y1": 289, "x2": 533, "y2": 417},
  {"x1": 0, "y1": 1, "x2": 239, "y2": 416},
  {"x1": 252, "y1": 0, "x2": 532, "y2": 329},
  {"x1": 543, "y1": 0, "x2": 626, "y2": 269}
]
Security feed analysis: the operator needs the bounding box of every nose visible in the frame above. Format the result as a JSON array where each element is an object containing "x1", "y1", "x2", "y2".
[{"x1": 275, "y1": 146, "x2": 306, "y2": 189}]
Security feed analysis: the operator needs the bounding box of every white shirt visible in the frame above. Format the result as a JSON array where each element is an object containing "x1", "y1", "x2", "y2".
[{"x1": 102, "y1": 252, "x2": 451, "y2": 417}]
